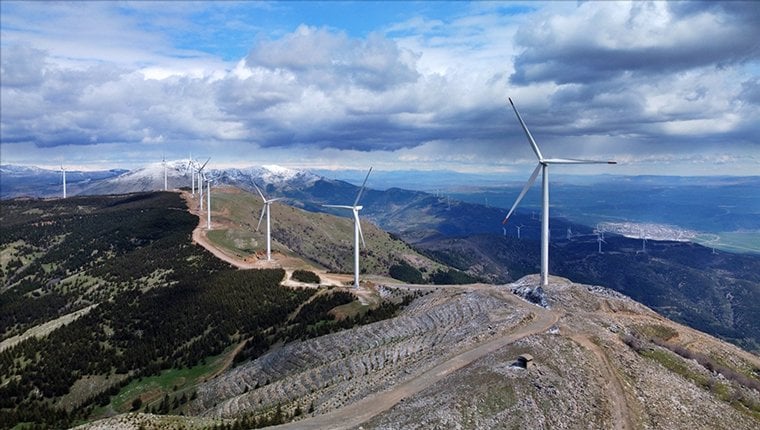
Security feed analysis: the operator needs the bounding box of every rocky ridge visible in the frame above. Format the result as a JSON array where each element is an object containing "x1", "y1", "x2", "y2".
[{"x1": 79, "y1": 275, "x2": 760, "y2": 429}]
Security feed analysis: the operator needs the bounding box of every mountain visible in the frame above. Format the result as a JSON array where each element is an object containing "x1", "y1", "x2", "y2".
[
  {"x1": 0, "y1": 191, "x2": 430, "y2": 428},
  {"x1": 3, "y1": 163, "x2": 760, "y2": 353},
  {"x1": 80, "y1": 275, "x2": 760, "y2": 429},
  {"x1": 0, "y1": 164, "x2": 127, "y2": 199},
  {"x1": 2, "y1": 190, "x2": 759, "y2": 429}
]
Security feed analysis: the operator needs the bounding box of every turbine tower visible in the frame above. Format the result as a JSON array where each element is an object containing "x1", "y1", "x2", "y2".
[
  {"x1": 188, "y1": 155, "x2": 196, "y2": 196},
  {"x1": 254, "y1": 183, "x2": 284, "y2": 261},
  {"x1": 162, "y1": 155, "x2": 168, "y2": 191},
  {"x1": 502, "y1": 98, "x2": 616, "y2": 286},
  {"x1": 206, "y1": 178, "x2": 213, "y2": 230},
  {"x1": 595, "y1": 229, "x2": 606, "y2": 254},
  {"x1": 61, "y1": 165, "x2": 67, "y2": 199},
  {"x1": 323, "y1": 167, "x2": 372, "y2": 288},
  {"x1": 196, "y1": 158, "x2": 210, "y2": 210}
]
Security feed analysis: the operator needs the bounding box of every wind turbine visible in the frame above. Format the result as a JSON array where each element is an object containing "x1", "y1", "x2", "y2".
[
  {"x1": 206, "y1": 177, "x2": 213, "y2": 230},
  {"x1": 594, "y1": 229, "x2": 606, "y2": 254},
  {"x1": 254, "y1": 183, "x2": 284, "y2": 261},
  {"x1": 188, "y1": 155, "x2": 196, "y2": 196},
  {"x1": 61, "y1": 165, "x2": 67, "y2": 199},
  {"x1": 196, "y1": 158, "x2": 210, "y2": 210},
  {"x1": 516, "y1": 224, "x2": 524, "y2": 239},
  {"x1": 323, "y1": 167, "x2": 372, "y2": 288},
  {"x1": 502, "y1": 98, "x2": 616, "y2": 286},
  {"x1": 162, "y1": 154, "x2": 168, "y2": 191}
]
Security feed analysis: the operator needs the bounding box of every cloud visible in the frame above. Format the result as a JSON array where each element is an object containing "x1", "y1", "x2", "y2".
[
  {"x1": 510, "y1": 2, "x2": 760, "y2": 85},
  {"x1": 246, "y1": 25, "x2": 420, "y2": 91},
  {"x1": 0, "y1": 1, "x2": 757, "y2": 175}
]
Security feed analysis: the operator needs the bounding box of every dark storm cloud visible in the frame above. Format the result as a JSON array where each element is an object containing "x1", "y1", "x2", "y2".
[{"x1": 510, "y1": 2, "x2": 760, "y2": 86}]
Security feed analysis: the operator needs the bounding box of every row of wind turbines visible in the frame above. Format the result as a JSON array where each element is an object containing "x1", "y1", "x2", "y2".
[
  {"x1": 242, "y1": 98, "x2": 614, "y2": 288},
  {"x1": 57, "y1": 98, "x2": 615, "y2": 289}
]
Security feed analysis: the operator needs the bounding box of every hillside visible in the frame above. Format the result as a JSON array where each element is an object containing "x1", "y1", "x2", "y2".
[
  {"x1": 79, "y1": 276, "x2": 760, "y2": 430},
  {"x1": 4, "y1": 163, "x2": 760, "y2": 355},
  {"x1": 415, "y1": 233, "x2": 760, "y2": 353},
  {"x1": 193, "y1": 186, "x2": 458, "y2": 283},
  {"x1": 0, "y1": 192, "x2": 415, "y2": 429}
]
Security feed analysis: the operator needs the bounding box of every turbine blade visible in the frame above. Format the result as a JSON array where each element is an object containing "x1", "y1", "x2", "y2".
[
  {"x1": 502, "y1": 163, "x2": 541, "y2": 224},
  {"x1": 253, "y1": 183, "x2": 266, "y2": 201},
  {"x1": 268, "y1": 197, "x2": 285, "y2": 203},
  {"x1": 256, "y1": 206, "x2": 266, "y2": 232},
  {"x1": 323, "y1": 204, "x2": 354, "y2": 210},
  {"x1": 353, "y1": 167, "x2": 373, "y2": 206},
  {"x1": 508, "y1": 98, "x2": 544, "y2": 161},
  {"x1": 198, "y1": 157, "x2": 211, "y2": 172},
  {"x1": 543, "y1": 158, "x2": 617, "y2": 164},
  {"x1": 354, "y1": 211, "x2": 366, "y2": 248}
]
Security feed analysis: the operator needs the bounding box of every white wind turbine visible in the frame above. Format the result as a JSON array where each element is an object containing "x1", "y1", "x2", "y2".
[
  {"x1": 188, "y1": 155, "x2": 196, "y2": 196},
  {"x1": 60, "y1": 164, "x2": 67, "y2": 199},
  {"x1": 196, "y1": 158, "x2": 210, "y2": 210},
  {"x1": 502, "y1": 98, "x2": 616, "y2": 286},
  {"x1": 594, "y1": 228, "x2": 606, "y2": 254},
  {"x1": 206, "y1": 177, "x2": 213, "y2": 230},
  {"x1": 516, "y1": 224, "x2": 524, "y2": 239},
  {"x1": 323, "y1": 167, "x2": 372, "y2": 288},
  {"x1": 162, "y1": 154, "x2": 168, "y2": 191},
  {"x1": 254, "y1": 184, "x2": 284, "y2": 261}
]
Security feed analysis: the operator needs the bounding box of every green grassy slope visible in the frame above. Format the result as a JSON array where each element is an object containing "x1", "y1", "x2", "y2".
[{"x1": 206, "y1": 187, "x2": 449, "y2": 278}]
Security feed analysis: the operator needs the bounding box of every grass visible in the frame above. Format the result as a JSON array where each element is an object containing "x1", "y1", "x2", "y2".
[
  {"x1": 640, "y1": 346, "x2": 760, "y2": 420},
  {"x1": 330, "y1": 300, "x2": 369, "y2": 320},
  {"x1": 102, "y1": 347, "x2": 234, "y2": 416},
  {"x1": 641, "y1": 348, "x2": 709, "y2": 387},
  {"x1": 206, "y1": 186, "x2": 449, "y2": 277},
  {"x1": 634, "y1": 324, "x2": 678, "y2": 342},
  {"x1": 206, "y1": 228, "x2": 260, "y2": 258}
]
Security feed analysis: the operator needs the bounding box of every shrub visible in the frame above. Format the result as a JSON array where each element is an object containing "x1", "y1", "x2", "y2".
[
  {"x1": 389, "y1": 261, "x2": 424, "y2": 284},
  {"x1": 292, "y1": 270, "x2": 320, "y2": 284}
]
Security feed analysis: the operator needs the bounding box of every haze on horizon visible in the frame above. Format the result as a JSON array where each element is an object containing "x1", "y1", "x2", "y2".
[{"x1": 1, "y1": 1, "x2": 758, "y2": 176}]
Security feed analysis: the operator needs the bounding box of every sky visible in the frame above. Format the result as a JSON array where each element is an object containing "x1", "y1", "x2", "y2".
[{"x1": 1, "y1": 1, "x2": 759, "y2": 176}]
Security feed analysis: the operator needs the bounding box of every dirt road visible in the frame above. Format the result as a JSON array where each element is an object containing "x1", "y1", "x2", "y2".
[
  {"x1": 567, "y1": 332, "x2": 634, "y2": 430},
  {"x1": 270, "y1": 297, "x2": 559, "y2": 430}
]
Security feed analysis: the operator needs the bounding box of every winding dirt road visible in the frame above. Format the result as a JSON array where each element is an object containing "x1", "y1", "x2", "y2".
[{"x1": 567, "y1": 332, "x2": 634, "y2": 430}]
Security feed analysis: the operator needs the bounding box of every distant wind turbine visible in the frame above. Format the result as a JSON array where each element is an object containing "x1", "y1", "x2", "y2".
[
  {"x1": 254, "y1": 183, "x2": 284, "y2": 261},
  {"x1": 595, "y1": 228, "x2": 606, "y2": 254},
  {"x1": 61, "y1": 165, "x2": 67, "y2": 199},
  {"x1": 162, "y1": 154, "x2": 168, "y2": 191},
  {"x1": 196, "y1": 158, "x2": 210, "y2": 210},
  {"x1": 502, "y1": 98, "x2": 616, "y2": 286},
  {"x1": 206, "y1": 178, "x2": 213, "y2": 230},
  {"x1": 516, "y1": 224, "x2": 524, "y2": 239},
  {"x1": 188, "y1": 155, "x2": 196, "y2": 196},
  {"x1": 323, "y1": 167, "x2": 372, "y2": 288}
]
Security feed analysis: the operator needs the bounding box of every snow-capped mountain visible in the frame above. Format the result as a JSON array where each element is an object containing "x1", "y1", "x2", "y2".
[
  {"x1": 0, "y1": 164, "x2": 127, "y2": 199},
  {"x1": 0, "y1": 162, "x2": 329, "y2": 199},
  {"x1": 212, "y1": 165, "x2": 321, "y2": 191}
]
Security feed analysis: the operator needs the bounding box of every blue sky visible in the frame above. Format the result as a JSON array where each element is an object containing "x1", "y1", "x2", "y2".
[{"x1": 1, "y1": 1, "x2": 758, "y2": 175}]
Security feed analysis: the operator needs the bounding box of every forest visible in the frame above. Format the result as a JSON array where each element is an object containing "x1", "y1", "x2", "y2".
[{"x1": 0, "y1": 193, "x2": 409, "y2": 429}]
